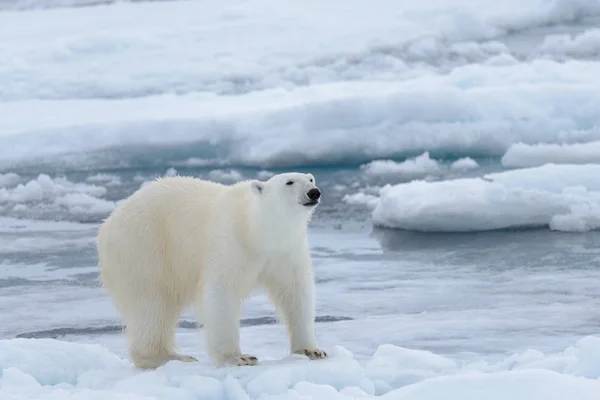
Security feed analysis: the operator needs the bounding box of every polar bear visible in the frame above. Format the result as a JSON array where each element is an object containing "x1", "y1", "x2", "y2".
[{"x1": 97, "y1": 172, "x2": 327, "y2": 369}]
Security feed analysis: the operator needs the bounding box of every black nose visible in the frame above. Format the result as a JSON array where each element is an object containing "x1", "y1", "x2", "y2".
[{"x1": 307, "y1": 188, "x2": 321, "y2": 200}]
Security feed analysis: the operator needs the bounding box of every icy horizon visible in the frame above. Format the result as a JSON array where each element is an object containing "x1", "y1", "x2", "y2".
[{"x1": 1, "y1": 0, "x2": 600, "y2": 169}]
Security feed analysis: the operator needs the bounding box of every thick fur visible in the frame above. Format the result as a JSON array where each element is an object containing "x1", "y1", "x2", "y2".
[{"x1": 97, "y1": 172, "x2": 326, "y2": 368}]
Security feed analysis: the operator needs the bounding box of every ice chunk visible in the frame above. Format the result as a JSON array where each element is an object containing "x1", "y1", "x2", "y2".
[
  {"x1": 360, "y1": 153, "x2": 440, "y2": 180},
  {"x1": 371, "y1": 164, "x2": 600, "y2": 232},
  {"x1": 450, "y1": 157, "x2": 479, "y2": 172},
  {"x1": 0, "y1": 173, "x2": 115, "y2": 222},
  {"x1": 207, "y1": 169, "x2": 244, "y2": 183},
  {"x1": 366, "y1": 345, "x2": 457, "y2": 389},
  {"x1": 502, "y1": 141, "x2": 600, "y2": 168},
  {"x1": 0, "y1": 339, "x2": 125, "y2": 386},
  {"x1": 342, "y1": 192, "x2": 381, "y2": 209}
]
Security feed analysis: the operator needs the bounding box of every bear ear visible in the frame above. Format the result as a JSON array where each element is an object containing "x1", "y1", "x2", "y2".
[{"x1": 250, "y1": 180, "x2": 265, "y2": 196}]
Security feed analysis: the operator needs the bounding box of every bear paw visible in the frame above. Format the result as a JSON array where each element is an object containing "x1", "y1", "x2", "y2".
[
  {"x1": 168, "y1": 354, "x2": 198, "y2": 363},
  {"x1": 224, "y1": 354, "x2": 259, "y2": 367},
  {"x1": 294, "y1": 348, "x2": 328, "y2": 360}
]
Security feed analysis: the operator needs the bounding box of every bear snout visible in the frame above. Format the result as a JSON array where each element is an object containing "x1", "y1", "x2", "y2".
[{"x1": 307, "y1": 188, "x2": 321, "y2": 200}]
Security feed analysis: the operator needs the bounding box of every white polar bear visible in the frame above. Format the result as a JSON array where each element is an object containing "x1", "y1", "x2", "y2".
[{"x1": 97, "y1": 172, "x2": 327, "y2": 368}]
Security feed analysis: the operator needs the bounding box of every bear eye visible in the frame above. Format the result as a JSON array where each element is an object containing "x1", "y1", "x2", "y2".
[
  {"x1": 286, "y1": 181, "x2": 294, "y2": 185},
  {"x1": 309, "y1": 178, "x2": 313, "y2": 182}
]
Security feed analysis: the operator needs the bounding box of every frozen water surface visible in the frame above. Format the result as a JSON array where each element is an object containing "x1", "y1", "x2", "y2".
[
  {"x1": 2, "y1": 0, "x2": 600, "y2": 398},
  {"x1": 2, "y1": 206, "x2": 600, "y2": 399}
]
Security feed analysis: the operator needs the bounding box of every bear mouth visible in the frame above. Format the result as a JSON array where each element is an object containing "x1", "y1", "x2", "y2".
[{"x1": 303, "y1": 200, "x2": 319, "y2": 206}]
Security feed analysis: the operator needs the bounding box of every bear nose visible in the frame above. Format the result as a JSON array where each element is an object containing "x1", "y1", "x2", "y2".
[{"x1": 307, "y1": 188, "x2": 321, "y2": 200}]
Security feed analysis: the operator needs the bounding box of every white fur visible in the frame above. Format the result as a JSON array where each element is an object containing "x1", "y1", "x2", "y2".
[{"x1": 97, "y1": 172, "x2": 326, "y2": 368}]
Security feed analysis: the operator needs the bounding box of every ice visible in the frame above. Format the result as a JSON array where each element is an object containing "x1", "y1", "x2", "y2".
[
  {"x1": 257, "y1": 170, "x2": 275, "y2": 181},
  {"x1": 6, "y1": 0, "x2": 120, "y2": 11},
  {"x1": 1, "y1": 0, "x2": 600, "y2": 168},
  {"x1": 0, "y1": 173, "x2": 20, "y2": 188},
  {"x1": 164, "y1": 167, "x2": 178, "y2": 177},
  {"x1": 2, "y1": 336, "x2": 600, "y2": 399},
  {"x1": 2, "y1": 0, "x2": 600, "y2": 397},
  {"x1": 365, "y1": 164, "x2": 600, "y2": 232},
  {"x1": 85, "y1": 173, "x2": 122, "y2": 186},
  {"x1": 170, "y1": 158, "x2": 227, "y2": 168},
  {"x1": 2, "y1": 60, "x2": 600, "y2": 169},
  {"x1": 502, "y1": 141, "x2": 600, "y2": 168},
  {"x1": 207, "y1": 169, "x2": 244, "y2": 183},
  {"x1": 0, "y1": 339, "x2": 125, "y2": 386},
  {"x1": 538, "y1": 29, "x2": 600, "y2": 60},
  {"x1": 0, "y1": 173, "x2": 115, "y2": 222},
  {"x1": 342, "y1": 192, "x2": 381, "y2": 210},
  {"x1": 450, "y1": 157, "x2": 479, "y2": 172},
  {"x1": 360, "y1": 152, "x2": 440, "y2": 180}
]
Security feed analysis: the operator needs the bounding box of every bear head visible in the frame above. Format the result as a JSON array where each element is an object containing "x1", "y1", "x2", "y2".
[{"x1": 250, "y1": 172, "x2": 321, "y2": 219}]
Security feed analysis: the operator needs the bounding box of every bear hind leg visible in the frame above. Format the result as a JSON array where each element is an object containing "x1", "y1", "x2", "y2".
[{"x1": 122, "y1": 298, "x2": 197, "y2": 369}]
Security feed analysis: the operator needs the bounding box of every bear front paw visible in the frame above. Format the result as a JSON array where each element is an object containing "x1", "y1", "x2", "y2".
[
  {"x1": 294, "y1": 348, "x2": 328, "y2": 360},
  {"x1": 223, "y1": 354, "x2": 259, "y2": 367}
]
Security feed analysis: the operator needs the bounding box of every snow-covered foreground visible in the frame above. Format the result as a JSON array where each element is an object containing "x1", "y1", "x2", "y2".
[
  {"x1": 2, "y1": 0, "x2": 600, "y2": 168},
  {"x1": 346, "y1": 164, "x2": 600, "y2": 232},
  {"x1": 2, "y1": 336, "x2": 600, "y2": 400}
]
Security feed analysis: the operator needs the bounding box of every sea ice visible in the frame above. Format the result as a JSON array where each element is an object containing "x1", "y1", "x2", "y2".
[
  {"x1": 2, "y1": 336, "x2": 600, "y2": 399},
  {"x1": 1, "y1": 0, "x2": 600, "y2": 169},
  {"x1": 363, "y1": 164, "x2": 600, "y2": 232},
  {"x1": 360, "y1": 152, "x2": 440, "y2": 180},
  {"x1": 0, "y1": 173, "x2": 115, "y2": 222},
  {"x1": 450, "y1": 157, "x2": 479, "y2": 172},
  {"x1": 502, "y1": 141, "x2": 600, "y2": 168},
  {"x1": 207, "y1": 169, "x2": 244, "y2": 183},
  {"x1": 0, "y1": 173, "x2": 20, "y2": 188}
]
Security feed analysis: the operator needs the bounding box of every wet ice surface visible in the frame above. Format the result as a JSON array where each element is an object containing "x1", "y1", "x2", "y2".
[{"x1": 2, "y1": 214, "x2": 599, "y2": 365}]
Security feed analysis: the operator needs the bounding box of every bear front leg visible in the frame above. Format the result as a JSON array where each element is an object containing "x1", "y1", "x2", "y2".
[
  {"x1": 201, "y1": 279, "x2": 258, "y2": 367},
  {"x1": 263, "y1": 254, "x2": 327, "y2": 361}
]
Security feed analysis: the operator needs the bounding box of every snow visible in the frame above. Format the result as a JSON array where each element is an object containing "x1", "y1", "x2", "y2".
[
  {"x1": 0, "y1": 173, "x2": 115, "y2": 222},
  {"x1": 2, "y1": 0, "x2": 600, "y2": 398},
  {"x1": 366, "y1": 164, "x2": 600, "y2": 232},
  {"x1": 1, "y1": 0, "x2": 600, "y2": 168},
  {"x1": 164, "y1": 167, "x2": 178, "y2": 177},
  {"x1": 207, "y1": 169, "x2": 244, "y2": 183},
  {"x1": 85, "y1": 173, "x2": 122, "y2": 186},
  {"x1": 502, "y1": 141, "x2": 600, "y2": 168},
  {"x1": 538, "y1": 29, "x2": 600, "y2": 60},
  {"x1": 360, "y1": 152, "x2": 440, "y2": 180},
  {"x1": 0, "y1": 173, "x2": 20, "y2": 188},
  {"x1": 450, "y1": 157, "x2": 479, "y2": 172},
  {"x1": 170, "y1": 158, "x2": 227, "y2": 168},
  {"x1": 257, "y1": 171, "x2": 275, "y2": 180},
  {"x1": 2, "y1": 336, "x2": 600, "y2": 399},
  {"x1": 342, "y1": 192, "x2": 381, "y2": 209}
]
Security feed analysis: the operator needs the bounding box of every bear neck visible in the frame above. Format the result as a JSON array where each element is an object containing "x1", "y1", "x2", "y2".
[{"x1": 248, "y1": 199, "x2": 310, "y2": 252}]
